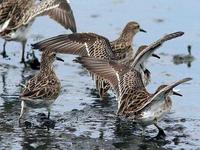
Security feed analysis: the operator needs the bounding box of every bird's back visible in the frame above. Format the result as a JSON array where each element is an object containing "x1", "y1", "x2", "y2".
[{"x1": 21, "y1": 70, "x2": 61, "y2": 102}]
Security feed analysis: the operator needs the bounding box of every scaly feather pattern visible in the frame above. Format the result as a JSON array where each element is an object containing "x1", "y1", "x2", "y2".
[{"x1": 32, "y1": 22, "x2": 146, "y2": 98}]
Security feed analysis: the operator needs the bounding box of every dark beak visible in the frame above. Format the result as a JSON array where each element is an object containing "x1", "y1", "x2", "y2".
[
  {"x1": 152, "y1": 53, "x2": 160, "y2": 59},
  {"x1": 140, "y1": 64, "x2": 144, "y2": 70},
  {"x1": 173, "y1": 91, "x2": 182, "y2": 97},
  {"x1": 56, "y1": 57, "x2": 64, "y2": 62},
  {"x1": 140, "y1": 28, "x2": 147, "y2": 33}
]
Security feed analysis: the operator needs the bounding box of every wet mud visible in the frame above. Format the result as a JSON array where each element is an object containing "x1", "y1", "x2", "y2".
[{"x1": 0, "y1": 0, "x2": 200, "y2": 149}]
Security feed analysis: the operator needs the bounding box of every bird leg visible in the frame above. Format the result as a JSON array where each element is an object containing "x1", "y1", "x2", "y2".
[
  {"x1": 154, "y1": 123, "x2": 166, "y2": 138},
  {"x1": 1, "y1": 40, "x2": 8, "y2": 58},
  {"x1": 20, "y1": 40, "x2": 27, "y2": 64}
]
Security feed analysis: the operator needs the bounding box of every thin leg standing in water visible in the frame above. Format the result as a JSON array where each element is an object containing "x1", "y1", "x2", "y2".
[
  {"x1": 2, "y1": 40, "x2": 8, "y2": 58},
  {"x1": 21, "y1": 40, "x2": 27, "y2": 63}
]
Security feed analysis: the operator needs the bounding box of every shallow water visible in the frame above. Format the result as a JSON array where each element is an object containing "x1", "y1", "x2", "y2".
[{"x1": 0, "y1": 0, "x2": 200, "y2": 149}]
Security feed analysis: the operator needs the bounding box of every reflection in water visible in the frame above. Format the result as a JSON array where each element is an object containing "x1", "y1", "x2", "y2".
[
  {"x1": 0, "y1": 65, "x2": 21, "y2": 119},
  {"x1": 1, "y1": 71, "x2": 7, "y2": 94},
  {"x1": 112, "y1": 117, "x2": 170, "y2": 149},
  {"x1": 21, "y1": 129, "x2": 54, "y2": 150},
  {"x1": 114, "y1": 117, "x2": 139, "y2": 137},
  {"x1": 25, "y1": 50, "x2": 41, "y2": 70},
  {"x1": 172, "y1": 45, "x2": 195, "y2": 68},
  {"x1": 0, "y1": 64, "x2": 37, "y2": 128}
]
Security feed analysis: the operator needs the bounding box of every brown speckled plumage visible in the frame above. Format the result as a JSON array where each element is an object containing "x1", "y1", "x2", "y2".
[
  {"x1": 32, "y1": 30, "x2": 183, "y2": 102},
  {"x1": 0, "y1": 0, "x2": 76, "y2": 62},
  {"x1": 32, "y1": 21, "x2": 145, "y2": 99},
  {"x1": 74, "y1": 31, "x2": 188, "y2": 135},
  {"x1": 110, "y1": 21, "x2": 146, "y2": 64},
  {"x1": 19, "y1": 50, "x2": 62, "y2": 122},
  {"x1": 75, "y1": 55, "x2": 192, "y2": 135}
]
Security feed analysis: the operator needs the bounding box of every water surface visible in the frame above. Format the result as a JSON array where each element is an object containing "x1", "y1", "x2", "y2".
[{"x1": 0, "y1": 0, "x2": 200, "y2": 149}]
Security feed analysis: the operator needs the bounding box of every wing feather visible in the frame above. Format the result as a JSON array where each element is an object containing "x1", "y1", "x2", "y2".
[
  {"x1": 32, "y1": 33, "x2": 115, "y2": 59},
  {"x1": 128, "y1": 77, "x2": 192, "y2": 114},
  {"x1": 21, "y1": 74, "x2": 60, "y2": 100},
  {"x1": 130, "y1": 31, "x2": 184, "y2": 68},
  {"x1": 74, "y1": 56, "x2": 137, "y2": 96},
  {"x1": 8, "y1": 0, "x2": 76, "y2": 33},
  {"x1": 44, "y1": 0, "x2": 76, "y2": 32}
]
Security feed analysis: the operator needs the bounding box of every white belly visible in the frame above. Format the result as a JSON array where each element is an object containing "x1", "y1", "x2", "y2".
[
  {"x1": 22, "y1": 98, "x2": 56, "y2": 109},
  {"x1": 10, "y1": 23, "x2": 33, "y2": 42},
  {"x1": 3, "y1": 20, "x2": 34, "y2": 42},
  {"x1": 135, "y1": 99, "x2": 172, "y2": 126}
]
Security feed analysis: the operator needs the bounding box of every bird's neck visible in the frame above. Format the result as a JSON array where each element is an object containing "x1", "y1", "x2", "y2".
[
  {"x1": 117, "y1": 26, "x2": 136, "y2": 45},
  {"x1": 40, "y1": 59, "x2": 54, "y2": 75},
  {"x1": 188, "y1": 49, "x2": 191, "y2": 56}
]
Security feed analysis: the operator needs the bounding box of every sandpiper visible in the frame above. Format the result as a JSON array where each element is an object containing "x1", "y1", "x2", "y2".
[
  {"x1": 32, "y1": 21, "x2": 146, "y2": 61},
  {"x1": 74, "y1": 32, "x2": 189, "y2": 136},
  {"x1": 19, "y1": 50, "x2": 64, "y2": 123},
  {"x1": 31, "y1": 21, "x2": 149, "y2": 99},
  {"x1": 32, "y1": 31, "x2": 183, "y2": 99},
  {"x1": 0, "y1": 0, "x2": 76, "y2": 63},
  {"x1": 126, "y1": 32, "x2": 184, "y2": 86},
  {"x1": 110, "y1": 21, "x2": 147, "y2": 64},
  {"x1": 74, "y1": 58, "x2": 191, "y2": 137}
]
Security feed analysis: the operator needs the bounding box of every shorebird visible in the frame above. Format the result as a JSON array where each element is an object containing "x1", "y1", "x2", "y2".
[
  {"x1": 32, "y1": 31, "x2": 183, "y2": 99},
  {"x1": 32, "y1": 21, "x2": 153, "y2": 99},
  {"x1": 124, "y1": 32, "x2": 184, "y2": 86},
  {"x1": 0, "y1": 0, "x2": 76, "y2": 63},
  {"x1": 32, "y1": 21, "x2": 146, "y2": 63},
  {"x1": 109, "y1": 21, "x2": 147, "y2": 64},
  {"x1": 173, "y1": 45, "x2": 194, "y2": 67},
  {"x1": 19, "y1": 50, "x2": 64, "y2": 123},
  {"x1": 74, "y1": 32, "x2": 190, "y2": 136}
]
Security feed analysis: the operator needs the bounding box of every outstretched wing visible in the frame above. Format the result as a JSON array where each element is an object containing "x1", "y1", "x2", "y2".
[
  {"x1": 11, "y1": 0, "x2": 76, "y2": 33},
  {"x1": 0, "y1": 0, "x2": 34, "y2": 30},
  {"x1": 40, "y1": 0, "x2": 76, "y2": 32},
  {"x1": 130, "y1": 31, "x2": 184, "y2": 68},
  {"x1": 134, "y1": 77, "x2": 192, "y2": 114},
  {"x1": 74, "y1": 56, "x2": 144, "y2": 96},
  {"x1": 32, "y1": 33, "x2": 115, "y2": 59},
  {"x1": 75, "y1": 56, "x2": 130, "y2": 95},
  {"x1": 75, "y1": 56, "x2": 149, "y2": 115},
  {"x1": 0, "y1": 0, "x2": 15, "y2": 26}
]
